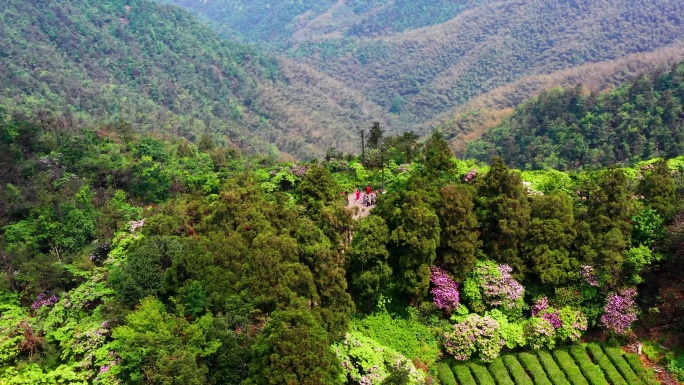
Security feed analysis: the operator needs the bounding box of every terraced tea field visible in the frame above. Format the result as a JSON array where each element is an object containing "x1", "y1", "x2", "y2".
[{"x1": 437, "y1": 344, "x2": 660, "y2": 385}]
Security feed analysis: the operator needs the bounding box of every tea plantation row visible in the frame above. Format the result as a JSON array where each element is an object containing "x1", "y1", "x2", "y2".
[{"x1": 437, "y1": 344, "x2": 660, "y2": 385}]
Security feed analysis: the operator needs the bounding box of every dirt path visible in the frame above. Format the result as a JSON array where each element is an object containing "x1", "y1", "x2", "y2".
[{"x1": 347, "y1": 193, "x2": 377, "y2": 220}]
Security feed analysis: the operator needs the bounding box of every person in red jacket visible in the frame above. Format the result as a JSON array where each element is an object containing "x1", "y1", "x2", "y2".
[
  {"x1": 366, "y1": 185, "x2": 371, "y2": 194},
  {"x1": 355, "y1": 188, "x2": 361, "y2": 202}
]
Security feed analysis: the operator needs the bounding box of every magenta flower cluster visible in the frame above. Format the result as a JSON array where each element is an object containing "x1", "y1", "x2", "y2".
[
  {"x1": 430, "y1": 266, "x2": 460, "y2": 311},
  {"x1": 31, "y1": 292, "x2": 58, "y2": 310},
  {"x1": 542, "y1": 311, "x2": 562, "y2": 329},
  {"x1": 601, "y1": 287, "x2": 638, "y2": 335},
  {"x1": 480, "y1": 264, "x2": 524, "y2": 309},
  {"x1": 463, "y1": 169, "x2": 477, "y2": 183},
  {"x1": 289, "y1": 165, "x2": 307, "y2": 176},
  {"x1": 581, "y1": 265, "x2": 599, "y2": 286},
  {"x1": 531, "y1": 297, "x2": 550, "y2": 316}
]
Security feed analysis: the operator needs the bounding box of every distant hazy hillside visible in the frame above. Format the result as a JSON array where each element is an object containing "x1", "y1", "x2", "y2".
[
  {"x1": 0, "y1": 0, "x2": 385, "y2": 159},
  {"x1": 161, "y1": 0, "x2": 684, "y2": 143}
]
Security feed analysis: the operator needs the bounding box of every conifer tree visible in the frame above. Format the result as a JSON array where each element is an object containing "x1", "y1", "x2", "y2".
[
  {"x1": 437, "y1": 185, "x2": 480, "y2": 280},
  {"x1": 476, "y1": 158, "x2": 530, "y2": 278}
]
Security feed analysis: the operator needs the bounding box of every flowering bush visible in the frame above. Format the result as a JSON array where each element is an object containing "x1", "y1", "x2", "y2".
[
  {"x1": 464, "y1": 261, "x2": 525, "y2": 318},
  {"x1": 580, "y1": 265, "x2": 599, "y2": 286},
  {"x1": 463, "y1": 169, "x2": 477, "y2": 183},
  {"x1": 31, "y1": 293, "x2": 58, "y2": 310},
  {"x1": 444, "y1": 314, "x2": 505, "y2": 362},
  {"x1": 525, "y1": 317, "x2": 556, "y2": 350},
  {"x1": 430, "y1": 266, "x2": 459, "y2": 311},
  {"x1": 601, "y1": 287, "x2": 638, "y2": 335},
  {"x1": 556, "y1": 307, "x2": 587, "y2": 342},
  {"x1": 531, "y1": 297, "x2": 550, "y2": 316}
]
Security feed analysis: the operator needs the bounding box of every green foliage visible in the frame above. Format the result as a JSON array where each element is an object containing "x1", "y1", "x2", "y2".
[
  {"x1": 437, "y1": 185, "x2": 480, "y2": 280},
  {"x1": 436, "y1": 362, "x2": 457, "y2": 385},
  {"x1": 245, "y1": 304, "x2": 341, "y2": 385},
  {"x1": 536, "y1": 350, "x2": 571, "y2": 385},
  {"x1": 568, "y1": 345, "x2": 609, "y2": 385},
  {"x1": 467, "y1": 362, "x2": 497, "y2": 385},
  {"x1": 585, "y1": 344, "x2": 628, "y2": 385},
  {"x1": 519, "y1": 352, "x2": 553, "y2": 385},
  {"x1": 333, "y1": 331, "x2": 425, "y2": 385},
  {"x1": 552, "y1": 350, "x2": 590, "y2": 385},
  {"x1": 602, "y1": 347, "x2": 643, "y2": 385},
  {"x1": 348, "y1": 216, "x2": 392, "y2": 312},
  {"x1": 354, "y1": 311, "x2": 440, "y2": 367},
  {"x1": 112, "y1": 297, "x2": 220, "y2": 385},
  {"x1": 452, "y1": 364, "x2": 477, "y2": 385},
  {"x1": 488, "y1": 358, "x2": 515, "y2": 385},
  {"x1": 624, "y1": 353, "x2": 660, "y2": 385},
  {"x1": 468, "y1": 64, "x2": 684, "y2": 170},
  {"x1": 502, "y1": 355, "x2": 534, "y2": 385}
]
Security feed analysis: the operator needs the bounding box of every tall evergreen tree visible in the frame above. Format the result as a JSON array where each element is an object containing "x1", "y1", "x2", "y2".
[
  {"x1": 437, "y1": 185, "x2": 481, "y2": 280},
  {"x1": 476, "y1": 157, "x2": 530, "y2": 278},
  {"x1": 245, "y1": 304, "x2": 342, "y2": 385}
]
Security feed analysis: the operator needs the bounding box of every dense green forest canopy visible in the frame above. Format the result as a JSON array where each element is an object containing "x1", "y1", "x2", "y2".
[
  {"x1": 466, "y1": 60, "x2": 684, "y2": 170},
  {"x1": 1, "y1": 110, "x2": 683, "y2": 383}
]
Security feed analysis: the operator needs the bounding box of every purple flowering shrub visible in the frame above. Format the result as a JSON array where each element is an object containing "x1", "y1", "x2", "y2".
[
  {"x1": 463, "y1": 261, "x2": 525, "y2": 317},
  {"x1": 31, "y1": 293, "x2": 58, "y2": 310},
  {"x1": 529, "y1": 297, "x2": 588, "y2": 345},
  {"x1": 601, "y1": 287, "x2": 638, "y2": 335},
  {"x1": 463, "y1": 169, "x2": 477, "y2": 183},
  {"x1": 430, "y1": 266, "x2": 459, "y2": 312},
  {"x1": 444, "y1": 314, "x2": 505, "y2": 362}
]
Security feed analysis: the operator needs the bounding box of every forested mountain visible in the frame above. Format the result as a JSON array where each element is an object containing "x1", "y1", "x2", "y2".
[
  {"x1": 0, "y1": 0, "x2": 388, "y2": 159},
  {"x1": 161, "y1": 0, "x2": 684, "y2": 140},
  {"x1": 466, "y1": 60, "x2": 684, "y2": 170},
  {"x1": 1, "y1": 112, "x2": 683, "y2": 383}
]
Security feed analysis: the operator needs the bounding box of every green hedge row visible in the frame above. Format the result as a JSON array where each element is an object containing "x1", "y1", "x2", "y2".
[
  {"x1": 489, "y1": 357, "x2": 516, "y2": 385},
  {"x1": 602, "y1": 347, "x2": 643, "y2": 385},
  {"x1": 568, "y1": 346, "x2": 609, "y2": 385},
  {"x1": 552, "y1": 350, "x2": 589, "y2": 385},
  {"x1": 586, "y1": 343, "x2": 628, "y2": 385},
  {"x1": 536, "y1": 350, "x2": 571, "y2": 385},
  {"x1": 519, "y1": 352, "x2": 553, "y2": 385},
  {"x1": 453, "y1": 364, "x2": 478, "y2": 385},
  {"x1": 502, "y1": 355, "x2": 534, "y2": 385},
  {"x1": 623, "y1": 353, "x2": 660, "y2": 385},
  {"x1": 437, "y1": 362, "x2": 457, "y2": 385},
  {"x1": 468, "y1": 362, "x2": 497, "y2": 385}
]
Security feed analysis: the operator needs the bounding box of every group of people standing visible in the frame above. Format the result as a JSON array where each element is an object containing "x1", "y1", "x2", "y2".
[{"x1": 355, "y1": 185, "x2": 376, "y2": 207}]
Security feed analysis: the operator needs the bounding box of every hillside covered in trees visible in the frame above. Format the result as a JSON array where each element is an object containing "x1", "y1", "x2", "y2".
[
  {"x1": 466, "y1": 60, "x2": 684, "y2": 170},
  {"x1": 162, "y1": 0, "x2": 684, "y2": 139},
  {"x1": 0, "y1": 0, "x2": 389, "y2": 159},
  {"x1": 1, "y1": 107, "x2": 683, "y2": 383}
]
